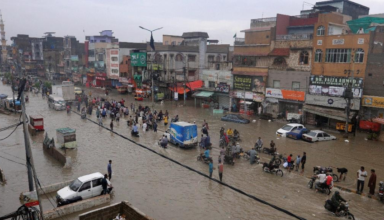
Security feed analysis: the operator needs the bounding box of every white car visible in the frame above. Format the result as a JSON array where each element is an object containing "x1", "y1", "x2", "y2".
[
  {"x1": 56, "y1": 172, "x2": 111, "y2": 202},
  {"x1": 276, "y1": 123, "x2": 305, "y2": 137},
  {"x1": 302, "y1": 130, "x2": 337, "y2": 142}
]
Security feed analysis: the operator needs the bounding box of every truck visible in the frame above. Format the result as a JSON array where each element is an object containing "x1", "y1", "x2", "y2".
[
  {"x1": 164, "y1": 122, "x2": 198, "y2": 148},
  {"x1": 51, "y1": 81, "x2": 76, "y2": 104}
]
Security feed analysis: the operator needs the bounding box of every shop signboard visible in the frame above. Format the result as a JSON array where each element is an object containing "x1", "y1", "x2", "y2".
[
  {"x1": 362, "y1": 96, "x2": 384, "y2": 109},
  {"x1": 215, "y1": 83, "x2": 230, "y2": 93},
  {"x1": 131, "y1": 52, "x2": 147, "y2": 67},
  {"x1": 309, "y1": 76, "x2": 363, "y2": 98},
  {"x1": 305, "y1": 94, "x2": 360, "y2": 110},
  {"x1": 119, "y1": 77, "x2": 129, "y2": 83},
  {"x1": 266, "y1": 88, "x2": 305, "y2": 101},
  {"x1": 253, "y1": 93, "x2": 265, "y2": 102},
  {"x1": 233, "y1": 75, "x2": 265, "y2": 93}
]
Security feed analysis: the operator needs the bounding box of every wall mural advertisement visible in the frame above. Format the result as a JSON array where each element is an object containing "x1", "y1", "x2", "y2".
[
  {"x1": 233, "y1": 75, "x2": 265, "y2": 93},
  {"x1": 309, "y1": 75, "x2": 363, "y2": 98}
]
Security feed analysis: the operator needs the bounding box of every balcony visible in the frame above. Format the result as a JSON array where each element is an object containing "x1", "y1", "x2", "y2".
[
  {"x1": 234, "y1": 38, "x2": 245, "y2": 46},
  {"x1": 276, "y1": 34, "x2": 313, "y2": 41}
]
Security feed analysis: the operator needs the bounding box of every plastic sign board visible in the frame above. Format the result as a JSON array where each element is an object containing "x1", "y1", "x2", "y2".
[
  {"x1": 20, "y1": 191, "x2": 39, "y2": 207},
  {"x1": 131, "y1": 52, "x2": 147, "y2": 67}
]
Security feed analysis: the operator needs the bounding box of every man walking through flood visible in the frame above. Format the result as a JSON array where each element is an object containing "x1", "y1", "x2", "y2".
[{"x1": 107, "y1": 160, "x2": 112, "y2": 180}]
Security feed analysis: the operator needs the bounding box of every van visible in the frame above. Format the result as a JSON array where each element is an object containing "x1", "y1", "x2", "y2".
[
  {"x1": 48, "y1": 95, "x2": 66, "y2": 111},
  {"x1": 164, "y1": 122, "x2": 198, "y2": 148}
]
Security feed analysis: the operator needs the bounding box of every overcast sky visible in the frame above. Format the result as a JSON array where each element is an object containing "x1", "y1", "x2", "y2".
[{"x1": 1, "y1": 0, "x2": 383, "y2": 45}]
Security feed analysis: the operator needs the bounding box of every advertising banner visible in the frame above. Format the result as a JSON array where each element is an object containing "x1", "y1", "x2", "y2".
[
  {"x1": 362, "y1": 96, "x2": 384, "y2": 109},
  {"x1": 305, "y1": 94, "x2": 360, "y2": 110},
  {"x1": 309, "y1": 75, "x2": 363, "y2": 88},
  {"x1": 233, "y1": 75, "x2": 265, "y2": 93},
  {"x1": 131, "y1": 52, "x2": 147, "y2": 67},
  {"x1": 215, "y1": 83, "x2": 230, "y2": 93},
  {"x1": 266, "y1": 88, "x2": 305, "y2": 101}
]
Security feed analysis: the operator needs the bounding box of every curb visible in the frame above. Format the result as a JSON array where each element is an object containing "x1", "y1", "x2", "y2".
[{"x1": 306, "y1": 175, "x2": 380, "y2": 201}]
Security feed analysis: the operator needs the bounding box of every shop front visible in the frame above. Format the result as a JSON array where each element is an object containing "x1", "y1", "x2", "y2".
[
  {"x1": 231, "y1": 74, "x2": 266, "y2": 115},
  {"x1": 303, "y1": 94, "x2": 360, "y2": 130},
  {"x1": 264, "y1": 88, "x2": 305, "y2": 118},
  {"x1": 87, "y1": 72, "x2": 95, "y2": 86},
  {"x1": 95, "y1": 73, "x2": 107, "y2": 87}
]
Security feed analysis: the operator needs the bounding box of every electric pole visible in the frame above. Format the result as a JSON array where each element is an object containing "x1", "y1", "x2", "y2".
[
  {"x1": 16, "y1": 52, "x2": 44, "y2": 219},
  {"x1": 183, "y1": 67, "x2": 186, "y2": 105}
]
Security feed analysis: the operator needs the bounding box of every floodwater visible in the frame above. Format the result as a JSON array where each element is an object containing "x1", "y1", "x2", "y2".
[{"x1": 1, "y1": 82, "x2": 384, "y2": 220}]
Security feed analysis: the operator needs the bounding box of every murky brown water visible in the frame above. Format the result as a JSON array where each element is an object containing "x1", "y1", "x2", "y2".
[{"x1": 1, "y1": 82, "x2": 384, "y2": 220}]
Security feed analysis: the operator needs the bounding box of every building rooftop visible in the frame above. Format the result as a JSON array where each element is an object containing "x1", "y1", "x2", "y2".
[
  {"x1": 146, "y1": 43, "x2": 229, "y2": 53},
  {"x1": 315, "y1": 0, "x2": 369, "y2": 10},
  {"x1": 182, "y1": 32, "x2": 209, "y2": 39},
  {"x1": 119, "y1": 42, "x2": 147, "y2": 50}
]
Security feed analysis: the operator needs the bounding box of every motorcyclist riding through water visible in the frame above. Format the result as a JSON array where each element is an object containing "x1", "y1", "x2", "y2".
[
  {"x1": 131, "y1": 123, "x2": 139, "y2": 136},
  {"x1": 331, "y1": 191, "x2": 346, "y2": 215}
]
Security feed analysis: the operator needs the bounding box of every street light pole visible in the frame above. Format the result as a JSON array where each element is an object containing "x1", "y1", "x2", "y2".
[{"x1": 139, "y1": 26, "x2": 163, "y2": 107}]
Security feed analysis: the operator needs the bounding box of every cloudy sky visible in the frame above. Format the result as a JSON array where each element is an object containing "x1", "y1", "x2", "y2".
[{"x1": 1, "y1": 0, "x2": 383, "y2": 45}]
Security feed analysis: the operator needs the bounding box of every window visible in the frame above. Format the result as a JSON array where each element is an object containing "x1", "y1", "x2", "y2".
[
  {"x1": 92, "y1": 179, "x2": 102, "y2": 187},
  {"x1": 100, "y1": 40, "x2": 106, "y2": 43},
  {"x1": 299, "y1": 51, "x2": 309, "y2": 65},
  {"x1": 292, "y1": 81, "x2": 300, "y2": 90},
  {"x1": 188, "y1": 71, "x2": 195, "y2": 76},
  {"x1": 354, "y1": 48, "x2": 364, "y2": 63},
  {"x1": 208, "y1": 55, "x2": 214, "y2": 62},
  {"x1": 209, "y1": 81, "x2": 216, "y2": 88},
  {"x1": 35, "y1": 52, "x2": 40, "y2": 57},
  {"x1": 325, "y1": 49, "x2": 351, "y2": 63},
  {"x1": 35, "y1": 43, "x2": 39, "y2": 49},
  {"x1": 79, "y1": 181, "x2": 91, "y2": 192},
  {"x1": 98, "y1": 54, "x2": 104, "y2": 61},
  {"x1": 273, "y1": 80, "x2": 280, "y2": 88},
  {"x1": 317, "y1": 26, "x2": 325, "y2": 36},
  {"x1": 315, "y1": 49, "x2": 322, "y2": 62},
  {"x1": 154, "y1": 54, "x2": 162, "y2": 62},
  {"x1": 188, "y1": 55, "x2": 196, "y2": 62},
  {"x1": 272, "y1": 57, "x2": 286, "y2": 65},
  {"x1": 66, "y1": 60, "x2": 70, "y2": 67},
  {"x1": 216, "y1": 55, "x2": 221, "y2": 62},
  {"x1": 165, "y1": 41, "x2": 168, "y2": 45},
  {"x1": 216, "y1": 64, "x2": 220, "y2": 70},
  {"x1": 323, "y1": 133, "x2": 330, "y2": 137},
  {"x1": 112, "y1": 69, "x2": 119, "y2": 74},
  {"x1": 88, "y1": 50, "x2": 94, "y2": 57},
  {"x1": 317, "y1": 133, "x2": 323, "y2": 138},
  {"x1": 234, "y1": 56, "x2": 256, "y2": 66},
  {"x1": 223, "y1": 56, "x2": 226, "y2": 61},
  {"x1": 111, "y1": 57, "x2": 118, "y2": 62},
  {"x1": 266, "y1": 35, "x2": 269, "y2": 38},
  {"x1": 175, "y1": 54, "x2": 183, "y2": 61}
]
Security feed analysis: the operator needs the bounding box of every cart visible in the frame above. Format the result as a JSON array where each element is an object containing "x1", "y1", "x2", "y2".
[
  {"x1": 56, "y1": 127, "x2": 77, "y2": 149},
  {"x1": 29, "y1": 115, "x2": 44, "y2": 131}
]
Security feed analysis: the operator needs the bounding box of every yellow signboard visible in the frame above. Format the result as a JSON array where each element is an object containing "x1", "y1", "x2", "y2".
[{"x1": 362, "y1": 96, "x2": 384, "y2": 109}]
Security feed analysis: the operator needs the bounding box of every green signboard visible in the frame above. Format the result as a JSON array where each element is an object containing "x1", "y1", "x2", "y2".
[{"x1": 131, "y1": 52, "x2": 147, "y2": 67}]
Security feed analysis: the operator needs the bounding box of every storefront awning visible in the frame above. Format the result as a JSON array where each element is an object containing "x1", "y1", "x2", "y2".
[
  {"x1": 303, "y1": 104, "x2": 354, "y2": 122},
  {"x1": 169, "y1": 87, "x2": 190, "y2": 94},
  {"x1": 193, "y1": 91, "x2": 214, "y2": 98},
  {"x1": 186, "y1": 80, "x2": 203, "y2": 90}
]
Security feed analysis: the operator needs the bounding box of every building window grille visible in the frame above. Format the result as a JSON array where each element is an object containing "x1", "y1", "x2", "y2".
[
  {"x1": 325, "y1": 49, "x2": 351, "y2": 63},
  {"x1": 317, "y1": 26, "x2": 325, "y2": 36},
  {"x1": 315, "y1": 49, "x2": 322, "y2": 62},
  {"x1": 354, "y1": 48, "x2": 364, "y2": 63},
  {"x1": 299, "y1": 51, "x2": 309, "y2": 64}
]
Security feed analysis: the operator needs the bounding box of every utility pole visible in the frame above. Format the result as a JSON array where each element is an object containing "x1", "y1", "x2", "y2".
[
  {"x1": 183, "y1": 66, "x2": 186, "y2": 105},
  {"x1": 344, "y1": 58, "x2": 356, "y2": 139},
  {"x1": 16, "y1": 53, "x2": 44, "y2": 219}
]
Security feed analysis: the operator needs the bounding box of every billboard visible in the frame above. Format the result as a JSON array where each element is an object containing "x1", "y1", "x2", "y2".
[
  {"x1": 266, "y1": 88, "x2": 305, "y2": 101},
  {"x1": 309, "y1": 76, "x2": 363, "y2": 98},
  {"x1": 305, "y1": 94, "x2": 360, "y2": 110},
  {"x1": 131, "y1": 52, "x2": 147, "y2": 67},
  {"x1": 233, "y1": 75, "x2": 265, "y2": 93},
  {"x1": 362, "y1": 96, "x2": 384, "y2": 109}
]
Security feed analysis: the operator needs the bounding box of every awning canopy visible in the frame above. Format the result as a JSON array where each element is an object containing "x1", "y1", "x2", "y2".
[
  {"x1": 169, "y1": 87, "x2": 190, "y2": 94},
  {"x1": 303, "y1": 104, "x2": 354, "y2": 122},
  {"x1": 193, "y1": 91, "x2": 214, "y2": 98}
]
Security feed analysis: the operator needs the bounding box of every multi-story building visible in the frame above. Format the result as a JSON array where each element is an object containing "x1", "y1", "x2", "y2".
[
  {"x1": 118, "y1": 42, "x2": 146, "y2": 88},
  {"x1": 301, "y1": 0, "x2": 369, "y2": 20},
  {"x1": 63, "y1": 36, "x2": 85, "y2": 83},
  {"x1": 0, "y1": 11, "x2": 7, "y2": 69},
  {"x1": 43, "y1": 32, "x2": 64, "y2": 80},
  {"x1": 163, "y1": 35, "x2": 183, "y2": 45},
  {"x1": 146, "y1": 32, "x2": 229, "y2": 97},
  {"x1": 85, "y1": 30, "x2": 119, "y2": 87},
  {"x1": 303, "y1": 12, "x2": 367, "y2": 128}
]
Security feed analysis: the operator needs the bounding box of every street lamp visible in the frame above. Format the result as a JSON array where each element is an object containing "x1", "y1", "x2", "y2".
[{"x1": 139, "y1": 26, "x2": 163, "y2": 106}]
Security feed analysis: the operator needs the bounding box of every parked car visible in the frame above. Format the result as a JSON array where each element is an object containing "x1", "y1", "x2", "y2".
[
  {"x1": 56, "y1": 172, "x2": 112, "y2": 204},
  {"x1": 221, "y1": 114, "x2": 250, "y2": 124},
  {"x1": 74, "y1": 87, "x2": 83, "y2": 95},
  {"x1": 302, "y1": 130, "x2": 337, "y2": 142},
  {"x1": 286, "y1": 128, "x2": 309, "y2": 140},
  {"x1": 276, "y1": 123, "x2": 305, "y2": 137}
]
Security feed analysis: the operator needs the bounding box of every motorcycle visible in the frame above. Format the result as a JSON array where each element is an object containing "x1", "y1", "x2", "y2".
[
  {"x1": 242, "y1": 152, "x2": 260, "y2": 164},
  {"x1": 308, "y1": 176, "x2": 331, "y2": 195},
  {"x1": 324, "y1": 200, "x2": 355, "y2": 220},
  {"x1": 379, "y1": 181, "x2": 384, "y2": 202},
  {"x1": 254, "y1": 143, "x2": 263, "y2": 152},
  {"x1": 131, "y1": 130, "x2": 140, "y2": 137},
  {"x1": 197, "y1": 153, "x2": 210, "y2": 164},
  {"x1": 229, "y1": 134, "x2": 241, "y2": 142},
  {"x1": 262, "y1": 163, "x2": 283, "y2": 177},
  {"x1": 219, "y1": 138, "x2": 228, "y2": 147},
  {"x1": 262, "y1": 147, "x2": 277, "y2": 155},
  {"x1": 313, "y1": 166, "x2": 339, "y2": 182}
]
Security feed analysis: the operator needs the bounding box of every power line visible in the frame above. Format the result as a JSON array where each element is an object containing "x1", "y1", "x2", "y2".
[
  {"x1": 0, "y1": 124, "x2": 21, "y2": 141},
  {"x1": 0, "y1": 155, "x2": 26, "y2": 167}
]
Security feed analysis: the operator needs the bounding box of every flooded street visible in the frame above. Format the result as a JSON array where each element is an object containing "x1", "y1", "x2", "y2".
[{"x1": 1, "y1": 82, "x2": 384, "y2": 220}]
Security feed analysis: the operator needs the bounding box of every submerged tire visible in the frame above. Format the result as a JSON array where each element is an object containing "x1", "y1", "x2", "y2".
[
  {"x1": 276, "y1": 169, "x2": 283, "y2": 177},
  {"x1": 308, "y1": 180, "x2": 314, "y2": 189},
  {"x1": 346, "y1": 213, "x2": 355, "y2": 220}
]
